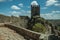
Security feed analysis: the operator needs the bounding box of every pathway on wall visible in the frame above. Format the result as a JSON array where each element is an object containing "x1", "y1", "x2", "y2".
[{"x1": 0, "y1": 27, "x2": 25, "y2": 40}]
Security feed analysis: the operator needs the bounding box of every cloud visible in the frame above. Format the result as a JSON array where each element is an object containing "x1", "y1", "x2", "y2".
[
  {"x1": 10, "y1": 10, "x2": 60, "y2": 18},
  {"x1": 18, "y1": 3, "x2": 23, "y2": 7},
  {"x1": 0, "y1": 0, "x2": 13, "y2": 2},
  {"x1": 55, "y1": 3, "x2": 60, "y2": 6},
  {"x1": 41, "y1": 7, "x2": 47, "y2": 9},
  {"x1": 11, "y1": 5, "x2": 20, "y2": 10},
  {"x1": 10, "y1": 10, "x2": 31, "y2": 17},
  {"x1": 21, "y1": 10, "x2": 31, "y2": 16},
  {"x1": 41, "y1": 11, "x2": 60, "y2": 19},
  {"x1": 52, "y1": 10, "x2": 60, "y2": 13},
  {"x1": 11, "y1": 11, "x2": 21, "y2": 17},
  {"x1": 46, "y1": 0, "x2": 58, "y2": 6}
]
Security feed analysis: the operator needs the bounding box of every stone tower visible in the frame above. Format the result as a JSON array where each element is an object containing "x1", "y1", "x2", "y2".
[
  {"x1": 31, "y1": 1, "x2": 40, "y2": 18},
  {"x1": 27, "y1": 1, "x2": 40, "y2": 30}
]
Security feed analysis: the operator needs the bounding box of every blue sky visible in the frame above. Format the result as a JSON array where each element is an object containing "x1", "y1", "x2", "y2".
[{"x1": 0, "y1": 0, "x2": 60, "y2": 19}]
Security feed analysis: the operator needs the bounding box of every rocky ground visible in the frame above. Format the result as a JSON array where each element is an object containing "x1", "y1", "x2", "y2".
[{"x1": 0, "y1": 27, "x2": 25, "y2": 40}]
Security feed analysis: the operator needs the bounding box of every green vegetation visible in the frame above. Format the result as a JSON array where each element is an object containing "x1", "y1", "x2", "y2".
[
  {"x1": 30, "y1": 17, "x2": 49, "y2": 33},
  {"x1": 37, "y1": 17, "x2": 45, "y2": 21},
  {"x1": 32, "y1": 23, "x2": 46, "y2": 33}
]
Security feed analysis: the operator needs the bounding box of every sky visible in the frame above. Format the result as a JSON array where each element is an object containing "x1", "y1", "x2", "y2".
[{"x1": 0, "y1": 0, "x2": 60, "y2": 19}]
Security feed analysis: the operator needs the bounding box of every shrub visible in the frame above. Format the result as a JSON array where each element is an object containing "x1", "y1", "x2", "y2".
[{"x1": 32, "y1": 23, "x2": 46, "y2": 33}]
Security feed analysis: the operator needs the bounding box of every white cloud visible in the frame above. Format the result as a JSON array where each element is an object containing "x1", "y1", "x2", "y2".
[
  {"x1": 46, "y1": 0, "x2": 58, "y2": 6},
  {"x1": 18, "y1": 3, "x2": 23, "y2": 7},
  {"x1": 53, "y1": 10, "x2": 60, "y2": 13},
  {"x1": 10, "y1": 10, "x2": 31, "y2": 17},
  {"x1": 21, "y1": 10, "x2": 31, "y2": 16},
  {"x1": 41, "y1": 11, "x2": 60, "y2": 19},
  {"x1": 0, "y1": 0, "x2": 13, "y2": 2},
  {"x1": 41, "y1": 7, "x2": 47, "y2": 9},
  {"x1": 11, "y1": 11, "x2": 21, "y2": 17},
  {"x1": 55, "y1": 3, "x2": 60, "y2": 6},
  {"x1": 11, "y1": 5, "x2": 20, "y2": 10}
]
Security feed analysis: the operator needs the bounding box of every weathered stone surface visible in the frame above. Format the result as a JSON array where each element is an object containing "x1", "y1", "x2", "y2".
[{"x1": 0, "y1": 27, "x2": 25, "y2": 40}]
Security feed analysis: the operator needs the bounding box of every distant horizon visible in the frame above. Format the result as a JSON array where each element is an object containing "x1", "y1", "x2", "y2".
[
  {"x1": 0, "y1": 13, "x2": 60, "y2": 20},
  {"x1": 0, "y1": 0, "x2": 60, "y2": 19}
]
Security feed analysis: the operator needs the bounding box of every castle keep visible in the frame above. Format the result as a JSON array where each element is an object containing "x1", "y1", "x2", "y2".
[
  {"x1": 31, "y1": 1, "x2": 40, "y2": 18},
  {"x1": 27, "y1": 1, "x2": 40, "y2": 30}
]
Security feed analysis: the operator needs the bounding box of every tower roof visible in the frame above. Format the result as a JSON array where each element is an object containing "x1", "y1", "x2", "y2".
[{"x1": 31, "y1": 1, "x2": 38, "y2": 6}]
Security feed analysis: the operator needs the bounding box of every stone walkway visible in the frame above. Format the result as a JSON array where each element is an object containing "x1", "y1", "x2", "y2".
[{"x1": 0, "y1": 27, "x2": 25, "y2": 40}]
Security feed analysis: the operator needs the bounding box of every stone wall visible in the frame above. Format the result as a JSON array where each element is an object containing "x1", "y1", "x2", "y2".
[{"x1": 1, "y1": 24, "x2": 41, "y2": 40}]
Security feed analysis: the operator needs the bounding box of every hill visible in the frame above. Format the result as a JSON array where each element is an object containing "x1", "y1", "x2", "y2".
[
  {"x1": 27, "y1": 16, "x2": 53, "y2": 33},
  {"x1": 0, "y1": 14, "x2": 58, "y2": 33},
  {"x1": 0, "y1": 14, "x2": 29, "y2": 28},
  {"x1": 47, "y1": 20, "x2": 60, "y2": 31},
  {"x1": 47, "y1": 20, "x2": 60, "y2": 26}
]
